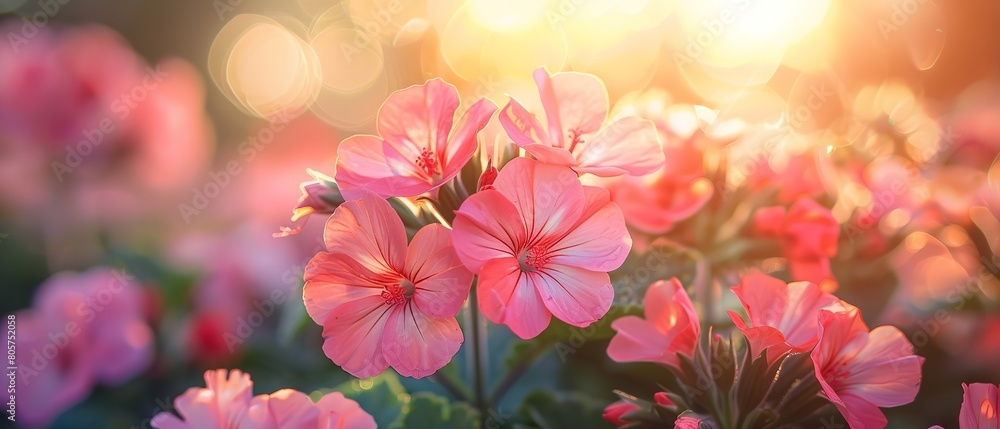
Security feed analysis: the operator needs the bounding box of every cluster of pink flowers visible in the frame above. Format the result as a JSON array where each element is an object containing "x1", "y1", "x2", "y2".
[
  {"x1": 302, "y1": 68, "x2": 653, "y2": 378},
  {"x1": 606, "y1": 273, "x2": 924, "y2": 428},
  {"x1": 151, "y1": 369, "x2": 375, "y2": 429},
  {"x1": 14, "y1": 268, "x2": 155, "y2": 426}
]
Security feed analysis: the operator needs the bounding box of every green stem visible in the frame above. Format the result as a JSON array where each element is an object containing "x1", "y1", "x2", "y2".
[
  {"x1": 489, "y1": 342, "x2": 551, "y2": 405},
  {"x1": 432, "y1": 370, "x2": 471, "y2": 403},
  {"x1": 466, "y1": 281, "x2": 489, "y2": 426}
]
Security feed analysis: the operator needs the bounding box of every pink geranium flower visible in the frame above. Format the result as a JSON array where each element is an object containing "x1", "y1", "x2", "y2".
[
  {"x1": 728, "y1": 273, "x2": 842, "y2": 365},
  {"x1": 335, "y1": 79, "x2": 496, "y2": 200},
  {"x1": 812, "y1": 309, "x2": 924, "y2": 429},
  {"x1": 959, "y1": 383, "x2": 999, "y2": 429},
  {"x1": 499, "y1": 68, "x2": 664, "y2": 177},
  {"x1": 753, "y1": 198, "x2": 840, "y2": 291},
  {"x1": 451, "y1": 158, "x2": 631, "y2": 339},
  {"x1": 151, "y1": 369, "x2": 376, "y2": 429},
  {"x1": 303, "y1": 194, "x2": 473, "y2": 378},
  {"x1": 15, "y1": 267, "x2": 154, "y2": 426},
  {"x1": 607, "y1": 278, "x2": 699, "y2": 369}
]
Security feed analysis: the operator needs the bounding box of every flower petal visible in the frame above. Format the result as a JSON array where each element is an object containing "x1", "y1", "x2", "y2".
[
  {"x1": 405, "y1": 224, "x2": 473, "y2": 318},
  {"x1": 303, "y1": 251, "x2": 387, "y2": 326},
  {"x1": 377, "y1": 78, "x2": 458, "y2": 161},
  {"x1": 533, "y1": 265, "x2": 613, "y2": 328},
  {"x1": 323, "y1": 193, "x2": 407, "y2": 274},
  {"x1": 548, "y1": 186, "x2": 631, "y2": 272},
  {"x1": 382, "y1": 305, "x2": 463, "y2": 378},
  {"x1": 607, "y1": 316, "x2": 676, "y2": 366},
  {"x1": 535, "y1": 68, "x2": 608, "y2": 146},
  {"x1": 316, "y1": 392, "x2": 378, "y2": 429},
  {"x1": 574, "y1": 116, "x2": 664, "y2": 176},
  {"x1": 335, "y1": 135, "x2": 436, "y2": 199},
  {"x1": 321, "y1": 295, "x2": 392, "y2": 378},
  {"x1": 492, "y1": 157, "x2": 585, "y2": 243},
  {"x1": 452, "y1": 189, "x2": 526, "y2": 273},
  {"x1": 960, "y1": 383, "x2": 999, "y2": 429},
  {"x1": 440, "y1": 97, "x2": 498, "y2": 180},
  {"x1": 477, "y1": 257, "x2": 552, "y2": 339}
]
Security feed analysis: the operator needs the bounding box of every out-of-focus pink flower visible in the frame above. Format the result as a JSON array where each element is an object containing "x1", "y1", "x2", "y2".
[
  {"x1": 811, "y1": 309, "x2": 924, "y2": 429},
  {"x1": 728, "y1": 273, "x2": 842, "y2": 365},
  {"x1": 753, "y1": 198, "x2": 840, "y2": 291},
  {"x1": 603, "y1": 401, "x2": 639, "y2": 426},
  {"x1": 746, "y1": 153, "x2": 827, "y2": 204},
  {"x1": 675, "y1": 415, "x2": 713, "y2": 429},
  {"x1": 335, "y1": 79, "x2": 496, "y2": 200},
  {"x1": 15, "y1": 267, "x2": 154, "y2": 426},
  {"x1": 499, "y1": 68, "x2": 664, "y2": 177},
  {"x1": 303, "y1": 194, "x2": 472, "y2": 378},
  {"x1": 607, "y1": 278, "x2": 699, "y2": 369},
  {"x1": 151, "y1": 369, "x2": 376, "y2": 429},
  {"x1": 959, "y1": 383, "x2": 999, "y2": 429},
  {"x1": 451, "y1": 158, "x2": 631, "y2": 339}
]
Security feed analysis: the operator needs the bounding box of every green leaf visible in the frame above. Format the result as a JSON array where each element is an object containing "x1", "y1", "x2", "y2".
[
  {"x1": 400, "y1": 392, "x2": 481, "y2": 429},
  {"x1": 517, "y1": 390, "x2": 615, "y2": 429},
  {"x1": 320, "y1": 372, "x2": 410, "y2": 429},
  {"x1": 504, "y1": 305, "x2": 642, "y2": 371}
]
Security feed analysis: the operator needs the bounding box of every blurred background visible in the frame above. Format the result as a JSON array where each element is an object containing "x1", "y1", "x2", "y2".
[{"x1": 1, "y1": 0, "x2": 999, "y2": 427}]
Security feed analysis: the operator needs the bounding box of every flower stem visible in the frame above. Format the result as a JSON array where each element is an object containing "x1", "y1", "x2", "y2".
[{"x1": 466, "y1": 280, "x2": 489, "y2": 425}]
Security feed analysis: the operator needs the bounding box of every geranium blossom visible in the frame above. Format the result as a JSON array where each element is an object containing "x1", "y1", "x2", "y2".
[
  {"x1": 451, "y1": 157, "x2": 631, "y2": 339},
  {"x1": 335, "y1": 78, "x2": 496, "y2": 200},
  {"x1": 151, "y1": 369, "x2": 376, "y2": 429},
  {"x1": 499, "y1": 68, "x2": 664, "y2": 177},
  {"x1": 606, "y1": 278, "x2": 699, "y2": 369},
  {"x1": 959, "y1": 383, "x2": 999, "y2": 429},
  {"x1": 728, "y1": 272, "x2": 841, "y2": 364},
  {"x1": 303, "y1": 194, "x2": 473, "y2": 378},
  {"x1": 754, "y1": 198, "x2": 840, "y2": 291},
  {"x1": 15, "y1": 267, "x2": 154, "y2": 426},
  {"x1": 812, "y1": 309, "x2": 924, "y2": 429}
]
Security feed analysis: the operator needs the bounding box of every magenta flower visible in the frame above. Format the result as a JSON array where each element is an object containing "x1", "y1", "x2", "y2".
[
  {"x1": 607, "y1": 278, "x2": 699, "y2": 369},
  {"x1": 959, "y1": 383, "x2": 999, "y2": 429},
  {"x1": 499, "y1": 68, "x2": 664, "y2": 177},
  {"x1": 151, "y1": 369, "x2": 376, "y2": 429},
  {"x1": 303, "y1": 194, "x2": 473, "y2": 378},
  {"x1": 335, "y1": 78, "x2": 497, "y2": 200},
  {"x1": 451, "y1": 157, "x2": 631, "y2": 339},
  {"x1": 812, "y1": 309, "x2": 924, "y2": 429},
  {"x1": 16, "y1": 268, "x2": 154, "y2": 426},
  {"x1": 728, "y1": 272, "x2": 842, "y2": 365}
]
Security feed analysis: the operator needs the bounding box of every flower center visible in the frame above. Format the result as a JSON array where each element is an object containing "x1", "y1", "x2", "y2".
[
  {"x1": 382, "y1": 279, "x2": 414, "y2": 306},
  {"x1": 415, "y1": 147, "x2": 440, "y2": 176},
  {"x1": 567, "y1": 128, "x2": 585, "y2": 153},
  {"x1": 826, "y1": 362, "x2": 852, "y2": 388},
  {"x1": 518, "y1": 244, "x2": 551, "y2": 272}
]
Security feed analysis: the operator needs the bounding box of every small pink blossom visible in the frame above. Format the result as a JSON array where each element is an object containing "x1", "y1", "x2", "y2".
[
  {"x1": 16, "y1": 267, "x2": 154, "y2": 426},
  {"x1": 499, "y1": 68, "x2": 664, "y2": 177},
  {"x1": 959, "y1": 383, "x2": 999, "y2": 429},
  {"x1": 151, "y1": 369, "x2": 376, "y2": 429},
  {"x1": 303, "y1": 194, "x2": 473, "y2": 378},
  {"x1": 728, "y1": 273, "x2": 841, "y2": 365},
  {"x1": 607, "y1": 278, "x2": 699, "y2": 369},
  {"x1": 335, "y1": 79, "x2": 496, "y2": 200},
  {"x1": 603, "y1": 401, "x2": 639, "y2": 426},
  {"x1": 451, "y1": 157, "x2": 631, "y2": 339},
  {"x1": 753, "y1": 198, "x2": 840, "y2": 291},
  {"x1": 812, "y1": 309, "x2": 924, "y2": 429}
]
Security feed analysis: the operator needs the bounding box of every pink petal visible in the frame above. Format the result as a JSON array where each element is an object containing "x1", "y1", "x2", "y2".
[
  {"x1": 377, "y1": 78, "x2": 458, "y2": 162},
  {"x1": 607, "y1": 315, "x2": 677, "y2": 366},
  {"x1": 321, "y1": 295, "x2": 392, "y2": 378},
  {"x1": 335, "y1": 135, "x2": 435, "y2": 199},
  {"x1": 533, "y1": 264, "x2": 613, "y2": 327},
  {"x1": 645, "y1": 279, "x2": 700, "y2": 343},
  {"x1": 499, "y1": 97, "x2": 553, "y2": 147},
  {"x1": 727, "y1": 311, "x2": 793, "y2": 364},
  {"x1": 303, "y1": 252, "x2": 387, "y2": 326},
  {"x1": 440, "y1": 97, "x2": 498, "y2": 180},
  {"x1": 961, "y1": 383, "x2": 999, "y2": 429},
  {"x1": 259, "y1": 389, "x2": 321, "y2": 429},
  {"x1": 841, "y1": 326, "x2": 923, "y2": 407},
  {"x1": 548, "y1": 186, "x2": 631, "y2": 272},
  {"x1": 316, "y1": 392, "x2": 378, "y2": 429},
  {"x1": 452, "y1": 189, "x2": 527, "y2": 273},
  {"x1": 535, "y1": 69, "x2": 609, "y2": 146},
  {"x1": 405, "y1": 224, "x2": 473, "y2": 318},
  {"x1": 477, "y1": 257, "x2": 552, "y2": 339},
  {"x1": 382, "y1": 305, "x2": 463, "y2": 378},
  {"x1": 573, "y1": 116, "x2": 664, "y2": 177},
  {"x1": 323, "y1": 193, "x2": 407, "y2": 274},
  {"x1": 492, "y1": 157, "x2": 586, "y2": 242},
  {"x1": 835, "y1": 393, "x2": 889, "y2": 429}
]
